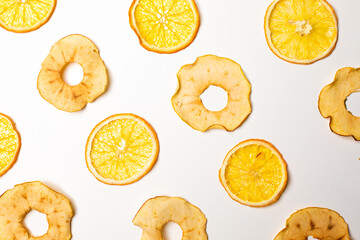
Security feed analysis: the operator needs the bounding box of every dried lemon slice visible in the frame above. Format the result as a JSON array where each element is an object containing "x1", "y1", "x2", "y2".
[
  {"x1": 0, "y1": 113, "x2": 20, "y2": 177},
  {"x1": 264, "y1": 0, "x2": 338, "y2": 64},
  {"x1": 85, "y1": 114, "x2": 159, "y2": 185},
  {"x1": 133, "y1": 196, "x2": 207, "y2": 240},
  {"x1": 129, "y1": 0, "x2": 200, "y2": 53},
  {"x1": 219, "y1": 139, "x2": 287, "y2": 207},
  {"x1": 0, "y1": 0, "x2": 56, "y2": 33},
  {"x1": 274, "y1": 207, "x2": 351, "y2": 240}
]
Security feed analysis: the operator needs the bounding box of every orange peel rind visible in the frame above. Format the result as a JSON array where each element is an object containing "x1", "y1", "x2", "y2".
[
  {"x1": 133, "y1": 196, "x2": 207, "y2": 240},
  {"x1": 319, "y1": 67, "x2": 360, "y2": 140},
  {"x1": 0, "y1": 113, "x2": 20, "y2": 177},
  {"x1": 274, "y1": 207, "x2": 351, "y2": 240},
  {"x1": 171, "y1": 55, "x2": 252, "y2": 132},
  {"x1": 0, "y1": 181, "x2": 74, "y2": 240},
  {"x1": 37, "y1": 34, "x2": 108, "y2": 112}
]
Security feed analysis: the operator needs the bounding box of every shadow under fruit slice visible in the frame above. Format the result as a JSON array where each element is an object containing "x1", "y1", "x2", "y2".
[
  {"x1": 319, "y1": 67, "x2": 360, "y2": 140},
  {"x1": 0, "y1": 181, "x2": 74, "y2": 240},
  {"x1": 171, "y1": 55, "x2": 251, "y2": 132},
  {"x1": 0, "y1": 0, "x2": 56, "y2": 33},
  {"x1": 37, "y1": 34, "x2": 108, "y2": 112},
  {"x1": 0, "y1": 113, "x2": 20, "y2": 177},
  {"x1": 129, "y1": 0, "x2": 200, "y2": 53},
  {"x1": 85, "y1": 114, "x2": 159, "y2": 185},
  {"x1": 274, "y1": 207, "x2": 350, "y2": 240},
  {"x1": 264, "y1": 0, "x2": 338, "y2": 64},
  {"x1": 219, "y1": 139, "x2": 287, "y2": 207},
  {"x1": 133, "y1": 196, "x2": 207, "y2": 240}
]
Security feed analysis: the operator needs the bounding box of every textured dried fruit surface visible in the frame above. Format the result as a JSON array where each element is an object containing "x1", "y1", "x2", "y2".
[
  {"x1": 0, "y1": 0, "x2": 56, "y2": 32},
  {"x1": 38, "y1": 34, "x2": 108, "y2": 112},
  {"x1": 319, "y1": 67, "x2": 360, "y2": 140},
  {"x1": 219, "y1": 139, "x2": 287, "y2": 207},
  {"x1": 129, "y1": 0, "x2": 200, "y2": 53},
  {"x1": 274, "y1": 207, "x2": 351, "y2": 240},
  {"x1": 0, "y1": 181, "x2": 74, "y2": 240},
  {"x1": 0, "y1": 113, "x2": 20, "y2": 177},
  {"x1": 265, "y1": 0, "x2": 338, "y2": 64},
  {"x1": 133, "y1": 196, "x2": 207, "y2": 240},
  {"x1": 172, "y1": 55, "x2": 251, "y2": 132},
  {"x1": 85, "y1": 114, "x2": 159, "y2": 185}
]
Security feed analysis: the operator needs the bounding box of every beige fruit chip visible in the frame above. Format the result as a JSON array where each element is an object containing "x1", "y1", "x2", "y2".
[
  {"x1": 0, "y1": 181, "x2": 74, "y2": 239},
  {"x1": 37, "y1": 34, "x2": 108, "y2": 112},
  {"x1": 274, "y1": 207, "x2": 351, "y2": 240},
  {"x1": 319, "y1": 67, "x2": 360, "y2": 140},
  {"x1": 133, "y1": 196, "x2": 207, "y2": 240},
  {"x1": 171, "y1": 55, "x2": 251, "y2": 132}
]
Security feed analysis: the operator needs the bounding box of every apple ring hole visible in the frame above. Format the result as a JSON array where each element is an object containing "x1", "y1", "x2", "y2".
[
  {"x1": 23, "y1": 209, "x2": 48, "y2": 237},
  {"x1": 346, "y1": 91, "x2": 360, "y2": 117},
  {"x1": 162, "y1": 221, "x2": 183, "y2": 240},
  {"x1": 200, "y1": 85, "x2": 228, "y2": 111},
  {"x1": 61, "y1": 62, "x2": 84, "y2": 86},
  {"x1": 308, "y1": 237, "x2": 319, "y2": 240}
]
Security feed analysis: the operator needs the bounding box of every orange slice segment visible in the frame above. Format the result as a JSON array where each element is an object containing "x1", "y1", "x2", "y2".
[
  {"x1": 264, "y1": 0, "x2": 338, "y2": 64},
  {"x1": 129, "y1": 0, "x2": 200, "y2": 53},
  {"x1": 219, "y1": 139, "x2": 287, "y2": 207},
  {"x1": 0, "y1": 113, "x2": 20, "y2": 176},
  {"x1": 0, "y1": 0, "x2": 56, "y2": 33},
  {"x1": 85, "y1": 114, "x2": 159, "y2": 185}
]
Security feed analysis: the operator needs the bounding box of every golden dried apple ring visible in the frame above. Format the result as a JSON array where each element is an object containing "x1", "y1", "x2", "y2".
[
  {"x1": 0, "y1": 181, "x2": 74, "y2": 240},
  {"x1": 319, "y1": 67, "x2": 360, "y2": 140},
  {"x1": 171, "y1": 55, "x2": 251, "y2": 132},
  {"x1": 38, "y1": 34, "x2": 108, "y2": 112},
  {"x1": 274, "y1": 207, "x2": 351, "y2": 240},
  {"x1": 133, "y1": 196, "x2": 207, "y2": 240}
]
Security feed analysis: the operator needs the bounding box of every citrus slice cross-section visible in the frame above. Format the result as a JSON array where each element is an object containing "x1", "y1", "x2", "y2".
[
  {"x1": 129, "y1": 0, "x2": 200, "y2": 53},
  {"x1": 85, "y1": 114, "x2": 159, "y2": 185},
  {"x1": 264, "y1": 0, "x2": 338, "y2": 64},
  {"x1": 0, "y1": 0, "x2": 56, "y2": 33},
  {"x1": 219, "y1": 139, "x2": 287, "y2": 207},
  {"x1": 0, "y1": 113, "x2": 20, "y2": 177}
]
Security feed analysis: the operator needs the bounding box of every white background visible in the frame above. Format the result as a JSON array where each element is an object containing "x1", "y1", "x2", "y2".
[{"x1": 0, "y1": 0, "x2": 359, "y2": 239}]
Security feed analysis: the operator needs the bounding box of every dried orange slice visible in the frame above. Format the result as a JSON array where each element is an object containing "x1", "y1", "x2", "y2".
[
  {"x1": 0, "y1": 0, "x2": 56, "y2": 33},
  {"x1": 85, "y1": 114, "x2": 159, "y2": 185},
  {"x1": 0, "y1": 113, "x2": 20, "y2": 177},
  {"x1": 129, "y1": 0, "x2": 200, "y2": 53},
  {"x1": 219, "y1": 139, "x2": 287, "y2": 207},
  {"x1": 264, "y1": 0, "x2": 338, "y2": 64}
]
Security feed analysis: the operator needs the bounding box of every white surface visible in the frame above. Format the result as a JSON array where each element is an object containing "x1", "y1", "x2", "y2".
[{"x1": 0, "y1": 0, "x2": 359, "y2": 239}]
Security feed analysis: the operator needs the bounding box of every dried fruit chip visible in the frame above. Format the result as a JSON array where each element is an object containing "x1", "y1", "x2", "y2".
[
  {"x1": 219, "y1": 139, "x2": 287, "y2": 207},
  {"x1": 0, "y1": 181, "x2": 74, "y2": 240},
  {"x1": 129, "y1": 0, "x2": 200, "y2": 53},
  {"x1": 319, "y1": 67, "x2": 360, "y2": 140},
  {"x1": 0, "y1": 113, "x2": 20, "y2": 177},
  {"x1": 171, "y1": 55, "x2": 251, "y2": 132},
  {"x1": 133, "y1": 196, "x2": 207, "y2": 240},
  {"x1": 0, "y1": 0, "x2": 56, "y2": 33},
  {"x1": 264, "y1": 0, "x2": 338, "y2": 64},
  {"x1": 37, "y1": 34, "x2": 108, "y2": 112},
  {"x1": 85, "y1": 113, "x2": 159, "y2": 185},
  {"x1": 274, "y1": 207, "x2": 351, "y2": 240}
]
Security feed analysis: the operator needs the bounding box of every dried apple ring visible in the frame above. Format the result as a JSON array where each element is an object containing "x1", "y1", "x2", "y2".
[
  {"x1": 0, "y1": 181, "x2": 74, "y2": 240},
  {"x1": 133, "y1": 196, "x2": 207, "y2": 240},
  {"x1": 37, "y1": 34, "x2": 108, "y2": 112},
  {"x1": 274, "y1": 207, "x2": 351, "y2": 240},
  {"x1": 319, "y1": 67, "x2": 360, "y2": 140},
  {"x1": 171, "y1": 55, "x2": 251, "y2": 132}
]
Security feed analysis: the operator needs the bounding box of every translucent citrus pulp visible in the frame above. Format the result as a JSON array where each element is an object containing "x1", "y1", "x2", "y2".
[
  {"x1": 0, "y1": 0, "x2": 56, "y2": 33},
  {"x1": 219, "y1": 139, "x2": 287, "y2": 207},
  {"x1": 129, "y1": 0, "x2": 200, "y2": 53},
  {"x1": 265, "y1": 0, "x2": 338, "y2": 64},
  {"x1": 85, "y1": 114, "x2": 159, "y2": 185},
  {"x1": 0, "y1": 113, "x2": 20, "y2": 177}
]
